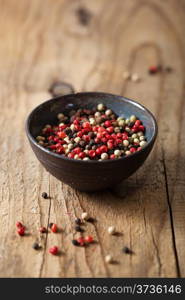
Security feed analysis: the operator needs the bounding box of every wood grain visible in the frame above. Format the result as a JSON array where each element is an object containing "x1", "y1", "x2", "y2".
[{"x1": 0, "y1": 0, "x2": 185, "y2": 277}]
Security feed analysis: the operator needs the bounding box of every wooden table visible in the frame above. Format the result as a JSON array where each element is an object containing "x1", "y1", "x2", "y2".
[{"x1": 0, "y1": 0, "x2": 185, "y2": 278}]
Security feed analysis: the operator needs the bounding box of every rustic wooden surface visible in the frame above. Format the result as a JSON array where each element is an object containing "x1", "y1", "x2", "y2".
[{"x1": 0, "y1": 0, "x2": 185, "y2": 278}]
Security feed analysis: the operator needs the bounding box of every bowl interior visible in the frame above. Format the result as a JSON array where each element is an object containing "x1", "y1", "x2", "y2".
[{"x1": 27, "y1": 92, "x2": 157, "y2": 147}]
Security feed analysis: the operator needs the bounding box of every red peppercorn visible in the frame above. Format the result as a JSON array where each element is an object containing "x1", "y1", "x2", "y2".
[
  {"x1": 130, "y1": 147, "x2": 136, "y2": 153},
  {"x1": 49, "y1": 246, "x2": 58, "y2": 255},
  {"x1": 17, "y1": 226, "x2": 25, "y2": 236},
  {"x1": 116, "y1": 133, "x2": 122, "y2": 138},
  {"x1": 77, "y1": 237, "x2": 85, "y2": 246},
  {"x1": 79, "y1": 152, "x2": 86, "y2": 159},
  {"x1": 73, "y1": 119, "x2": 79, "y2": 125},
  {"x1": 57, "y1": 131, "x2": 66, "y2": 138},
  {"x1": 16, "y1": 221, "x2": 23, "y2": 228},
  {"x1": 89, "y1": 150, "x2": 96, "y2": 158},
  {"x1": 82, "y1": 122, "x2": 91, "y2": 129},
  {"x1": 53, "y1": 137, "x2": 59, "y2": 142},
  {"x1": 116, "y1": 139, "x2": 122, "y2": 144},
  {"x1": 73, "y1": 147, "x2": 81, "y2": 154},
  {"x1": 84, "y1": 236, "x2": 93, "y2": 243},
  {"x1": 100, "y1": 145, "x2": 108, "y2": 153},
  {"x1": 138, "y1": 125, "x2": 145, "y2": 131},
  {"x1": 104, "y1": 120, "x2": 111, "y2": 127},
  {"x1": 39, "y1": 226, "x2": 47, "y2": 233},
  {"x1": 95, "y1": 148, "x2": 102, "y2": 156},
  {"x1": 135, "y1": 120, "x2": 141, "y2": 126},
  {"x1": 137, "y1": 147, "x2": 142, "y2": 151},
  {"x1": 97, "y1": 133, "x2": 103, "y2": 139},
  {"x1": 68, "y1": 152, "x2": 75, "y2": 159},
  {"x1": 101, "y1": 137, "x2": 107, "y2": 143},
  {"x1": 48, "y1": 135, "x2": 54, "y2": 141},
  {"x1": 110, "y1": 154, "x2": 115, "y2": 159},
  {"x1": 107, "y1": 126, "x2": 114, "y2": 133},
  {"x1": 98, "y1": 126, "x2": 105, "y2": 132},
  {"x1": 107, "y1": 142, "x2": 114, "y2": 149},
  {"x1": 82, "y1": 135, "x2": 90, "y2": 142},
  {"x1": 49, "y1": 144, "x2": 57, "y2": 150},
  {"x1": 149, "y1": 65, "x2": 158, "y2": 74},
  {"x1": 51, "y1": 223, "x2": 58, "y2": 233},
  {"x1": 77, "y1": 131, "x2": 83, "y2": 137},
  {"x1": 56, "y1": 147, "x2": 64, "y2": 154}
]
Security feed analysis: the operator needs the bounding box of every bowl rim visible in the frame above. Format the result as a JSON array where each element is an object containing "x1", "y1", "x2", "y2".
[{"x1": 25, "y1": 91, "x2": 158, "y2": 164}]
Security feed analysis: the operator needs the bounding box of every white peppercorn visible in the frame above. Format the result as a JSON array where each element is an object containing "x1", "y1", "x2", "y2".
[
  {"x1": 108, "y1": 226, "x2": 116, "y2": 235},
  {"x1": 101, "y1": 153, "x2": 108, "y2": 160},
  {"x1": 97, "y1": 103, "x2": 105, "y2": 111},
  {"x1": 123, "y1": 140, "x2": 129, "y2": 147},
  {"x1": 105, "y1": 109, "x2": 112, "y2": 116}
]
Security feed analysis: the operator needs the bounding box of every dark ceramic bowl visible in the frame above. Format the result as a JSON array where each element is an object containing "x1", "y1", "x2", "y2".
[{"x1": 26, "y1": 92, "x2": 158, "y2": 192}]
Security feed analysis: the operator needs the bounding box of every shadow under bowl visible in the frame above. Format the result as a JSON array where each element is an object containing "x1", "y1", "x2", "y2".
[{"x1": 25, "y1": 92, "x2": 158, "y2": 192}]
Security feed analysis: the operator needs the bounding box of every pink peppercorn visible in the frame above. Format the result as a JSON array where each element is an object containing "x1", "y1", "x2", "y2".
[
  {"x1": 16, "y1": 221, "x2": 23, "y2": 228},
  {"x1": 79, "y1": 152, "x2": 86, "y2": 159},
  {"x1": 84, "y1": 236, "x2": 93, "y2": 243},
  {"x1": 89, "y1": 150, "x2": 96, "y2": 158},
  {"x1": 130, "y1": 147, "x2": 136, "y2": 153},
  {"x1": 49, "y1": 246, "x2": 58, "y2": 255},
  {"x1": 17, "y1": 226, "x2": 25, "y2": 236}
]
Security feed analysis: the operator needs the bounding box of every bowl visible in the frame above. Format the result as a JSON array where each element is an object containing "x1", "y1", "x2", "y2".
[{"x1": 26, "y1": 92, "x2": 158, "y2": 192}]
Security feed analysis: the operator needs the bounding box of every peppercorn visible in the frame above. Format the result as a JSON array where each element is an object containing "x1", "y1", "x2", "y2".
[
  {"x1": 75, "y1": 226, "x2": 83, "y2": 232},
  {"x1": 108, "y1": 226, "x2": 116, "y2": 235},
  {"x1": 122, "y1": 246, "x2": 133, "y2": 255},
  {"x1": 72, "y1": 239, "x2": 80, "y2": 246},
  {"x1": 84, "y1": 236, "x2": 93, "y2": 243},
  {"x1": 77, "y1": 237, "x2": 85, "y2": 246},
  {"x1": 42, "y1": 192, "x2": 48, "y2": 199},
  {"x1": 81, "y1": 212, "x2": 89, "y2": 221},
  {"x1": 16, "y1": 221, "x2": 23, "y2": 228},
  {"x1": 51, "y1": 223, "x2": 58, "y2": 233},
  {"x1": 39, "y1": 226, "x2": 47, "y2": 233},
  {"x1": 17, "y1": 226, "x2": 25, "y2": 236},
  {"x1": 49, "y1": 246, "x2": 58, "y2": 255},
  {"x1": 32, "y1": 242, "x2": 40, "y2": 250},
  {"x1": 105, "y1": 254, "x2": 113, "y2": 263}
]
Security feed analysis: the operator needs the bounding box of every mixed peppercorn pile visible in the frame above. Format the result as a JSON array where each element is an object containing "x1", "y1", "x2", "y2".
[{"x1": 36, "y1": 103, "x2": 147, "y2": 160}]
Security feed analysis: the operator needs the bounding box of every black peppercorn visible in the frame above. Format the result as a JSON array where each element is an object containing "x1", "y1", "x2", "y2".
[
  {"x1": 42, "y1": 192, "x2": 48, "y2": 199},
  {"x1": 75, "y1": 218, "x2": 82, "y2": 225},
  {"x1": 32, "y1": 242, "x2": 40, "y2": 250},
  {"x1": 49, "y1": 222, "x2": 54, "y2": 228},
  {"x1": 122, "y1": 246, "x2": 133, "y2": 255},
  {"x1": 72, "y1": 239, "x2": 80, "y2": 246},
  {"x1": 75, "y1": 226, "x2": 83, "y2": 232}
]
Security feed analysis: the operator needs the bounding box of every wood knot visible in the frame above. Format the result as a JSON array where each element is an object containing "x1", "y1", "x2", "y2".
[{"x1": 76, "y1": 7, "x2": 92, "y2": 26}]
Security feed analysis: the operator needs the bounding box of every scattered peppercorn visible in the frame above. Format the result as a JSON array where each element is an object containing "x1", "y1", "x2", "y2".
[
  {"x1": 32, "y1": 242, "x2": 40, "y2": 250},
  {"x1": 42, "y1": 192, "x2": 48, "y2": 199},
  {"x1": 75, "y1": 225, "x2": 83, "y2": 232},
  {"x1": 17, "y1": 226, "x2": 25, "y2": 236},
  {"x1": 51, "y1": 223, "x2": 58, "y2": 233},
  {"x1": 108, "y1": 226, "x2": 116, "y2": 235},
  {"x1": 39, "y1": 226, "x2": 47, "y2": 233},
  {"x1": 49, "y1": 246, "x2": 58, "y2": 255},
  {"x1": 81, "y1": 212, "x2": 89, "y2": 221},
  {"x1": 16, "y1": 221, "x2": 23, "y2": 228},
  {"x1": 72, "y1": 239, "x2": 80, "y2": 246},
  {"x1": 105, "y1": 254, "x2": 113, "y2": 263},
  {"x1": 75, "y1": 218, "x2": 82, "y2": 225},
  {"x1": 84, "y1": 235, "x2": 93, "y2": 243},
  {"x1": 77, "y1": 237, "x2": 85, "y2": 246},
  {"x1": 123, "y1": 246, "x2": 133, "y2": 255},
  {"x1": 36, "y1": 104, "x2": 147, "y2": 160}
]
